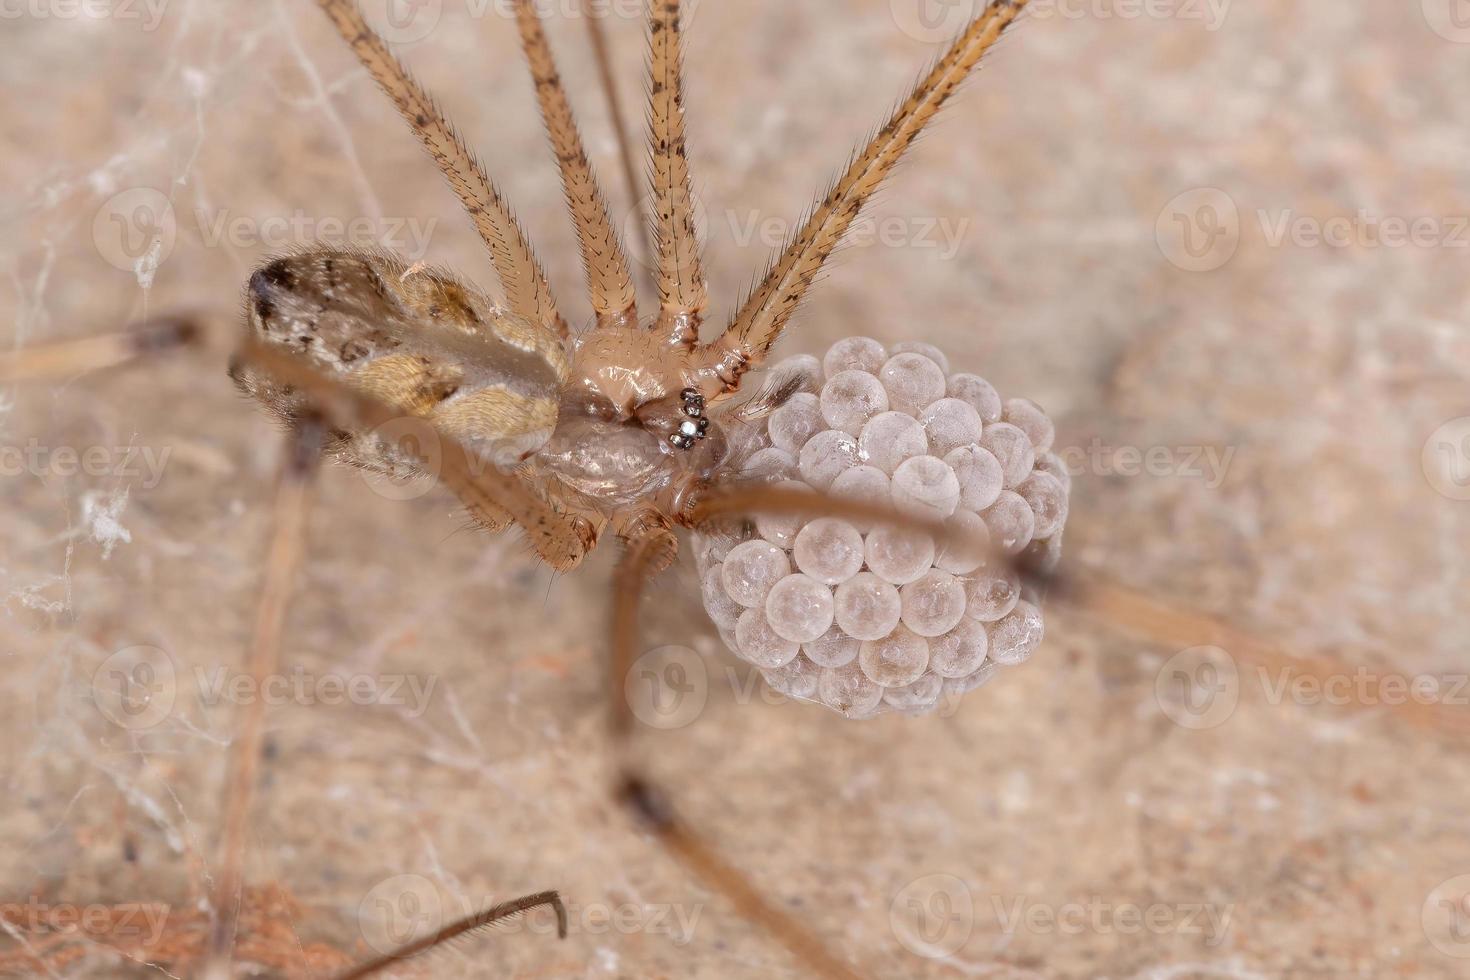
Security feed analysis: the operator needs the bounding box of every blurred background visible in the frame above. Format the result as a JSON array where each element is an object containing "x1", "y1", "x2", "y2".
[{"x1": 2, "y1": 0, "x2": 1469, "y2": 976}]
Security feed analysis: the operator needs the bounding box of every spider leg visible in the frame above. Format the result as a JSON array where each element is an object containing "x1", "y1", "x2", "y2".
[
  {"x1": 694, "y1": 485, "x2": 1470, "y2": 737},
  {"x1": 692, "y1": 0, "x2": 1032, "y2": 398},
  {"x1": 511, "y1": 0, "x2": 639, "y2": 330},
  {"x1": 647, "y1": 0, "x2": 708, "y2": 349},
  {"x1": 1064, "y1": 579, "x2": 1470, "y2": 738},
  {"x1": 608, "y1": 529, "x2": 869, "y2": 980},
  {"x1": 584, "y1": 2, "x2": 656, "y2": 284},
  {"x1": 331, "y1": 890, "x2": 568, "y2": 980},
  {"x1": 201, "y1": 417, "x2": 325, "y2": 980},
  {"x1": 238, "y1": 340, "x2": 598, "y2": 572},
  {"x1": 0, "y1": 316, "x2": 198, "y2": 383},
  {"x1": 314, "y1": 0, "x2": 569, "y2": 342}
]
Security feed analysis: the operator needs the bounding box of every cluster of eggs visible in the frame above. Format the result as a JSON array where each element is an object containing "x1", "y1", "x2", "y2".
[{"x1": 693, "y1": 337, "x2": 1070, "y2": 718}]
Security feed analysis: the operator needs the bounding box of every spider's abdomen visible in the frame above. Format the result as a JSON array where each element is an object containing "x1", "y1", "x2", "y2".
[{"x1": 232, "y1": 247, "x2": 567, "y2": 473}]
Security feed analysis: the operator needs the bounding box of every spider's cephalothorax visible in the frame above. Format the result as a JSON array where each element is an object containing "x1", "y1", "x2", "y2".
[{"x1": 236, "y1": 0, "x2": 1034, "y2": 584}]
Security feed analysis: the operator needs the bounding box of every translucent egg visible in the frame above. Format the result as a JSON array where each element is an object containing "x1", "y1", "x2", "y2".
[
  {"x1": 919, "y1": 398, "x2": 983, "y2": 456},
  {"x1": 859, "y1": 624, "x2": 930, "y2": 687},
  {"x1": 721, "y1": 540, "x2": 791, "y2": 607},
  {"x1": 741, "y1": 446, "x2": 798, "y2": 482},
  {"x1": 755, "y1": 480, "x2": 809, "y2": 548},
  {"x1": 988, "y1": 600, "x2": 1044, "y2": 665},
  {"x1": 944, "y1": 444, "x2": 1005, "y2": 512},
  {"x1": 820, "y1": 369, "x2": 890, "y2": 435},
  {"x1": 878, "y1": 353, "x2": 947, "y2": 417},
  {"x1": 983, "y1": 489, "x2": 1036, "y2": 554},
  {"x1": 822, "y1": 336, "x2": 888, "y2": 378},
  {"x1": 767, "y1": 392, "x2": 825, "y2": 455},
  {"x1": 946, "y1": 372, "x2": 1002, "y2": 422},
  {"x1": 702, "y1": 564, "x2": 744, "y2": 631},
  {"x1": 797, "y1": 429, "x2": 860, "y2": 491},
  {"x1": 962, "y1": 565, "x2": 1021, "y2": 622},
  {"x1": 891, "y1": 455, "x2": 960, "y2": 519},
  {"x1": 723, "y1": 421, "x2": 767, "y2": 467},
  {"x1": 941, "y1": 661, "x2": 999, "y2": 699},
  {"x1": 882, "y1": 672, "x2": 943, "y2": 712},
  {"x1": 890, "y1": 341, "x2": 951, "y2": 374},
  {"x1": 864, "y1": 525, "x2": 935, "y2": 585},
  {"x1": 899, "y1": 570, "x2": 968, "y2": 637},
  {"x1": 1017, "y1": 472, "x2": 1068, "y2": 540},
  {"x1": 818, "y1": 662, "x2": 885, "y2": 717},
  {"x1": 735, "y1": 607, "x2": 800, "y2": 668},
  {"x1": 828, "y1": 465, "x2": 891, "y2": 532},
  {"x1": 763, "y1": 655, "x2": 820, "y2": 701},
  {"x1": 803, "y1": 625, "x2": 860, "y2": 668},
  {"x1": 764, "y1": 573, "x2": 836, "y2": 644},
  {"x1": 978, "y1": 421, "x2": 1036, "y2": 489},
  {"x1": 793, "y1": 517, "x2": 866, "y2": 585},
  {"x1": 1035, "y1": 450, "x2": 1073, "y2": 494},
  {"x1": 1003, "y1": 397, "x2": 1055, "y2": 454},
  {"x1": 833, "y1": 571, "x2": 903, "y2": 640},
  {"x1": 927, "y1": 617, "x2": 989, "y2": 678},
  {"x1": 935, "y1": 510, "x2": 989, "y2": 575},
  {"x1": 771, "y1": 353, "x2": 823, "y2": 389},
  {"x1": 858, "y1": 411, "x2": 928, "y2": 474}
]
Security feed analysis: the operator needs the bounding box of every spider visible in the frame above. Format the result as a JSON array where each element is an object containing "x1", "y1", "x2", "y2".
[{"x1": 4, "y1": 1, "x2": 1466, "y2": 978}]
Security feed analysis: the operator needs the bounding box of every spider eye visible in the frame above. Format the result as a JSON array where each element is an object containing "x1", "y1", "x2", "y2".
[{"x1": 670, "y1": 433, "x2": 695, "y2": 450}]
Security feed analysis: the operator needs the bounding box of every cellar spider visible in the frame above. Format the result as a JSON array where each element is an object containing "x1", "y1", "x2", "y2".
[{"x1": 3, "y1": 0, "x2": 1467, "y2": 977}]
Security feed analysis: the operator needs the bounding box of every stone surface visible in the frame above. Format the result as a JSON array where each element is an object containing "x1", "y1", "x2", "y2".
[{"x1": 2, "y1": 2, "x2": 1470, "y2": 978}]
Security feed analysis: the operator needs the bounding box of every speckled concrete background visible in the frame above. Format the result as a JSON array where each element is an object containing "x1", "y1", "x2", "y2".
[{"x1": 3, "y1": 1, "x2": 1470, "y2": 977}]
